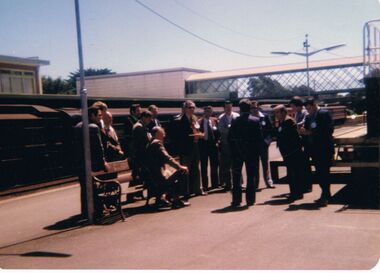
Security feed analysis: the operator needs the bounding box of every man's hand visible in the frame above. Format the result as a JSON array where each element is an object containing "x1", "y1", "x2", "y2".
[
  {"x1": 104, "y1": 162, "x2": 111, "y2": 172},
  {"x1": 179, "y1": 165, "x2": 189, "y2": 174}
]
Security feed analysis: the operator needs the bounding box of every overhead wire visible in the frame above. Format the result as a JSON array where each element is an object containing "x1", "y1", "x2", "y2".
[
  {"x1": 172, "y1": 0, "x2": 304, "y2": 42},
  {"x1": 134, "y1": 0, "x2": 283, "y2": 59}
]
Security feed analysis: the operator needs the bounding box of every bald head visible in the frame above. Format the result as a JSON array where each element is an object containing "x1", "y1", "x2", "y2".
[
  {"x1": 103, "y1": 111, "x2": 113, "y2": 128},
  {"x1": 152, "y1": 126, "x2": 166, "y2": 141}
]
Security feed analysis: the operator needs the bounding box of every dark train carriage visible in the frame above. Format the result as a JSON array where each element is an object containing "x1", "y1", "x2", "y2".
[{"x1": 0, "y1": 105, "x2": 74, "y2": 191}]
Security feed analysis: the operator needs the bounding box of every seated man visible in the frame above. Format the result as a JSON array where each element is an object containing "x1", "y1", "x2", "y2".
[{"x1": 146, "y1": 126, "x2": 190, "y2": 209}]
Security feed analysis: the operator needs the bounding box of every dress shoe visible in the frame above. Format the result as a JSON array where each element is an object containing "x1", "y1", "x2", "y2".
[
  {"x1": 288, "y1": 194, "x2": 303, "y2": 203},
  {"x1": 315, "y1": 198, "x2": 328, "y2": 207},
  {"x1": 266, "y1": 185, "x2": 276, "y2": 189},
  {"x1": 231, "y1": 201, "x2": 241, "y2": 207},
  {"x1": 172, "y1": 199, "x2": 191, "y2": 209},
  {"x1": 247, "y1": 201, "x2": 255, "y2": 206},
  {"x1": 197, "y1": 191, "x2": 208, "y2": 196},
  {"x1": 222, "y1": 186, "x2": 231, "y2": 192}
]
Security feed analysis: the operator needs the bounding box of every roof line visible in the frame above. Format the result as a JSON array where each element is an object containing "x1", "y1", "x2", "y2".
[
  {"x1": 0, "y1": 55, "x2": 50, "y2": 66},
  {"x1": 82, "y1": 67, "x2": 210, "y2": 80}
]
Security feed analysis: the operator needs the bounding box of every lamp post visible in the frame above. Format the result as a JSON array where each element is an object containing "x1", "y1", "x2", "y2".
[
  {"x1": 271, "y1": 34, "x2": 346, "y2": 96},
  {"x1": 75, "y1": 0, "x2": 94, "y2": 224}
]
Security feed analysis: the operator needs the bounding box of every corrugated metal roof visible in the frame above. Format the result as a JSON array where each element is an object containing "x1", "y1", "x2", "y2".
[{"x1": 186, "y1": 56, "x2": 363, "y2": 82}]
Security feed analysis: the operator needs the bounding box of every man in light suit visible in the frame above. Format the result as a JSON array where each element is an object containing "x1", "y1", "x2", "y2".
[{"x1": 218, "y1": 100, "x2": 239, "y2": 191}]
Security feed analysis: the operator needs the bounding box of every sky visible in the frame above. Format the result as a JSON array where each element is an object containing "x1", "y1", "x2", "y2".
[{"x1": 1, "y1": 0, "x2": 379, "y2": 78}]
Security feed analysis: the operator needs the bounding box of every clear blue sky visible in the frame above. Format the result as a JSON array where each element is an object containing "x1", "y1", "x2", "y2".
[{"x1": 1, "y1": 0, "x2": 379, "y2": 78}]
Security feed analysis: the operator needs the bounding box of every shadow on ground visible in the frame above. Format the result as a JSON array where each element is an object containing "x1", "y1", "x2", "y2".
[
  {"x1": 211, "y1": 205, "x2": 249, "y2": 213},
  {"x1": 0, "y1": 251, "x2": 71, "y2": 258}
]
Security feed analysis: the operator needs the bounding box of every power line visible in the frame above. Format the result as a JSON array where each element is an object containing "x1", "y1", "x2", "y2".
[
  {"x1": 172, "y1": 0, "x2": 303, "y2": 42},
  {"x1": 134, "y1": 0, "x2": 282, "y2": 59}
]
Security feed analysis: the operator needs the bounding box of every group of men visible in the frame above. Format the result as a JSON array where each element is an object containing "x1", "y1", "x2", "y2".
[{"x1": 75, "y1": 96, "x2": 334, "y2": 219}]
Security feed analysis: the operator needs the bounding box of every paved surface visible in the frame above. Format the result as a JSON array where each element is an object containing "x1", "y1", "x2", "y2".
[{"x1": 1, "y1": 124, "x2": 379, "y2": 270}]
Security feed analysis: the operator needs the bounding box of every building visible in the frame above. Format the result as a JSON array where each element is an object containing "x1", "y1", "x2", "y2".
[
  {"x1": 0, "y1": 55, "x2": 49, "y2": 95},
  {"x1": 80, "y1": 67, "x2": 208, "y2": 99}
]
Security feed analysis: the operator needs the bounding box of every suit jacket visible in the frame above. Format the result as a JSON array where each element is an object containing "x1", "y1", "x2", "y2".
[
  {"x1": 276, "y1": 117, "x2": 303, "y2": 159},
  {"x1": 198, "y1": 116, "x2": 220, "y2": 145},
  {"x1": 146, "y1": 139, "x2": 182, "y2": 182},
  {"x1": 304, "y1": 108, "x2": 334, "y2": 156},
  {"x1": 147, "y1": 118, "x2": 161, "y2": 132},
  {"x1": 174, "y1": 114, "x2": 199, "y2": 156},
  {"x1": 131, "y1": 121, "x2": 151, "y2": 160},
  {"x1": 103, "y1": 125, "x2": 124, "y2": 162},
  {"x1": 228, "y1": 112, "x2": 262, "y2": 159},
  {"x1": 253, "y1": 112, "x2": 274, "y2": 146},
  {"x1": 123, "y1": 114, "x2": 139, "y2": 156},
  {"x1": 74, "y1": 121, "x2": 106, "y2": 172},
  {"x1": 218, "y1": 111, "x2": 239, "y2": 145}
]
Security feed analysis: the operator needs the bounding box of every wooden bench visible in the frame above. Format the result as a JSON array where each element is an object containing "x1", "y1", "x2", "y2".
[{"x1": 91, "y1": 159, "x2": 144, "y2": 223}]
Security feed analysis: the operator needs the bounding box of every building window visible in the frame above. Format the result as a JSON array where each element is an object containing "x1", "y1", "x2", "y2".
[{"x1": 0, "y1": 69, "x2": 36, "y2": 94}]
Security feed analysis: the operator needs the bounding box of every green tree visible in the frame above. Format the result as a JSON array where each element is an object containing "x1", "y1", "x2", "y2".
[
  {"x1": 67, "y1": 68, "x2": 115, "y2": 93},
  {"x1": 42, "y1": 76, "x2": 74, "y2": 95}
]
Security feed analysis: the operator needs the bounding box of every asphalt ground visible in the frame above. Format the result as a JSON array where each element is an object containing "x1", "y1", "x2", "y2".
[{"x1": 0, "y1": 124, "x2": 379, "y2": 270}]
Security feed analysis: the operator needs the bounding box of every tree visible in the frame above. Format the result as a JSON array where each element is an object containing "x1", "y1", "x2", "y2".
[
  {"x1": 247, "y1": 76, "x2": 316, "y2": 98},
  {"x1": 67, "y1": 68, "x2": 115, "y2": 93},
  {"x1": 42, "y1": 68, "x2": 116, "y2": 95},
  {"x1": 42, "y1": 76, "x2": 74, "y2": 95},
  {"x1": 248, "y1": 76, "x2": 291, "y2": 98}
]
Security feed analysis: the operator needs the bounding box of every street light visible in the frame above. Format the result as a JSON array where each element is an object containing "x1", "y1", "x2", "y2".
[
  {"x1": 75, "y1": 0, "x2": 94, "y2": 224},
  {"x1": 271, "y1": 34, "x2": 346, "y2": 96}
]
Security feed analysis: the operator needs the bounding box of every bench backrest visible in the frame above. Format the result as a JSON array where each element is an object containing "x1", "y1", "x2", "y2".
[{"x1": 91, "y1": 159, "x2": 130, "y2": 177}]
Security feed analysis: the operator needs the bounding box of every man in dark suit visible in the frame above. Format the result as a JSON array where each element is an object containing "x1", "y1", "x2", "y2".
[
  {"x1": 174, "y1": 100, "x2": 204, "y2": 198},
  {"x1": 289, "y1": 96, "x2": 313, "y2": 193},
  {"x1": 228, "y1": 99, "x2": 262, "y2": 207},
  {"x1": 146, "y1": 126, "x2": 190, "y2": 208},
  {"x1": 198, "y1": 105, "x2": 220, "y2": 191},
  {"x1": 123, "y1": 103, "x2": 141, "y2": 157},
  {"x1": 147, "y1": 104, "x2": 161, "y2": 132},
  {"x1": 74, "y1": 106, "x2": 110, "y2": 219},
  {"x1": 273, "y1": 105, "x2": 308, "y2": 202},
  {"x1": 300, "y1": 98, "x2": 334, "y2": 206}
]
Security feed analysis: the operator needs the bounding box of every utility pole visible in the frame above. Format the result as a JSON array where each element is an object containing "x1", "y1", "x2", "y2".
[
  {"x1": 304, "y1": 34, "x2": 310, "y2": 94},
  {"x1": 74, "y1": 0, "x2": 94, "y2": 224}
]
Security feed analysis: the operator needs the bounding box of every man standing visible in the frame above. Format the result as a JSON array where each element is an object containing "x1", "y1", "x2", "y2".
[
  {"x1": 273, "y1": 105, "x2": 307, "y2": 202},
  {"x1": 102, "y1": 111, "x2": 124, "y2": 162},
  {"x1": 75, "y1": 106, "x2": 110, "y2": 219},
  {"x1": 229, "y1": 99, "x2": 262, "y2": 207},
  {"x1": 174, "y1": 100, "x2": 204, "y2": 198},
  {"x1": 218, "y1": 100, "x2": 239, "y2": 191},
  {"x1": 123, "y1": 104, "x2": 142, "y2": 156},
  {"x1": 250, "y1": 101, "x2": 275, "y2": 189},
  {"x1": 289, "y1": 96, "x2": 308, "y2": 127},
  {"x1": 289, "y1": 96, "x2": 313, "y2": 193},
  {"x1": 147, "y1": 104, "x2": 161, "y2": 132},
  {"x1": 131, "y1": 110, "x2": 153, "y2": 168},
  {"x1": 198, "y1": 106, "x2": 220, "y2": 191},
  {"x1": 300, "y1": 98, "x2": 334, "y2": 206}
]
